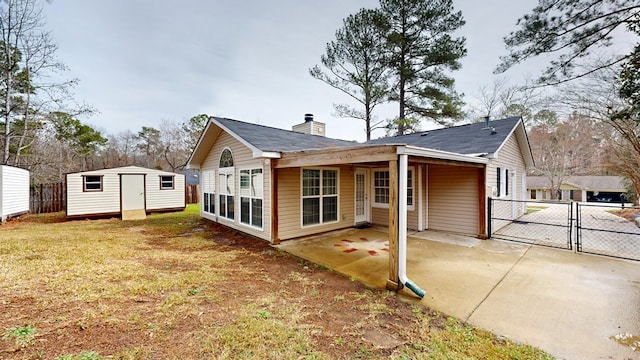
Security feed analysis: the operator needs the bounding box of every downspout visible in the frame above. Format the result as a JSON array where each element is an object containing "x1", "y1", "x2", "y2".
[{"x1": 398, "y1": 152, "x2": 426, "y2": 298}]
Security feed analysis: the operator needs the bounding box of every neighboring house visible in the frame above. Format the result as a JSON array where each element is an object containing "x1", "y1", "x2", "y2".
[
  {"x1": 66, "y1": 166, "x2": 186, "y2": 220},
  {"x1": 527, "y1": 176, "x2": 627, "y2": 203},
  {"x1": 187, "y1": 115, "x2": 534, "y2": 292},
  {"x1": 179, "y1": 169, "x2": 201, "y2": 186},
  {"x1": 0, "y1": 165, "x2": 30, "y2": 223}
]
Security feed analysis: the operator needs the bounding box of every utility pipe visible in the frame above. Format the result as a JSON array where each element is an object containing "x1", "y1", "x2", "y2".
[{"x1": 398, "y1": 153, "x2": 426, "y2": 298}]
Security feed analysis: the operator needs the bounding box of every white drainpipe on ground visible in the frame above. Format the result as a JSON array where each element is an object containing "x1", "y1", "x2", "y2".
[{"x1": 398, "y1": 152, "x2": 426, "y2": 298}]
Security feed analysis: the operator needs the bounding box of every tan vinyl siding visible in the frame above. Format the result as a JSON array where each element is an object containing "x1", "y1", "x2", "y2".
[
  {"x1": 371, "y1": 207, "x2": 387, "y2": 226},
  {"x1": 66, "y1": 172, "x2": 122, "y2": 216},
  {"x1": 199, "y1": 131, "x2": 272, "y2": 241},
  {"x1": 146, "y1": 174, "x2": 186, "y2": 210},
  {"x1": 277, "y1": 164, "x2": 354, "y2": 240},
  {"x1": 488, "y1": 133, "x2": 527, "y2": 229},
  {"x1": 371, "y1": 207, "x2": 419, "y2": 230},
  {"x1": 428, "y1": 165, "x2": 479, "y2": 235}
]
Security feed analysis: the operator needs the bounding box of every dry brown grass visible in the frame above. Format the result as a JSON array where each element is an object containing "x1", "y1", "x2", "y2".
[{"x1": 0, "y1": 206, "x2": 553, "y2": 359}]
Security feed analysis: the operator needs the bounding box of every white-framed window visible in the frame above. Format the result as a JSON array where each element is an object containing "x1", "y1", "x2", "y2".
[
  {"x1": 218, "y1": 148, "x2": 235, "y2": 220},
  {"x1": 372, "y1": 168, "x2": 414, "y2": 209},
  {"x1": 218, "y1": 169, "x2": 234, "y2": 220},
  {"x1": 202, "y1": 170, "x2": 216, "y2": 214},
  {"x1": 497, "y1": 167, "x2": 508, "y2": 197},
  {"x1": 240, "y1": 167, "x2": 263, "y2": 228},
  {"x1": 373, "y1": 170, "x2": 389, "y2": 206},
  {"x1": 301, "y1": 168, "x2": 338, "y2": 226},
  {"x1": 160, "y1": 175, "x2": 174, "y2": 190},
  {"x1": 83, "y1": 175, "x2": 103, "y2": 192}
]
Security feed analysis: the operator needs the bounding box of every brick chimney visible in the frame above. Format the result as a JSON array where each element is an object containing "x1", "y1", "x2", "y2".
[{"x1": 292, "y1": 113, "x2": 325, "y2": 136}]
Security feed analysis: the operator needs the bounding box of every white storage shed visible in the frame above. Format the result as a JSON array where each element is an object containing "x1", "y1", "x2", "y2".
[
  {"x1": 0, "y1": 165, "x2": 30, "y2": 222},
  {"x1": 66, "y1": 166, "x2": 186, "y2": 220}
]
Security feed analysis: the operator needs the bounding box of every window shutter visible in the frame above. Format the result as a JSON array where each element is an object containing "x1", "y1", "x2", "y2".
[
  {"x1": 496, "y1": 167, "x2": 501, "y2": 197},
  {"x1": 505, "y1": 169, "x2": 509, "y2": 196}
]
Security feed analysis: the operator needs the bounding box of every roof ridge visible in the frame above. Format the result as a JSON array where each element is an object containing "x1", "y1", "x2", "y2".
[
  {"x1": 369, "y1": 116, "x2": 521, "y2": 140},
  {"x1": 214, "y1": 116, "x2": 328, "y2": 138}
]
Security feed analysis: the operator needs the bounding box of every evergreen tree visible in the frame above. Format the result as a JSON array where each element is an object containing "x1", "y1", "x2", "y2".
[
  {"x1": 310, "y1": 8, "x2": 390, "y2": 140},
  {"x1": 380, "y1": 0, "x2": 467, "y2": 134}
]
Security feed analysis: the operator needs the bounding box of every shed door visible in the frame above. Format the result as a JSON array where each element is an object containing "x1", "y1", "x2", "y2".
[{"x1": 121, "y1": 174, "x2": 146, "y2": 220}]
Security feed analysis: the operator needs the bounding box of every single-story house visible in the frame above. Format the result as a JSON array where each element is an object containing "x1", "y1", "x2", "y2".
[
  {"x1": 66, "y1": 166, "x2": 186, "y2": 220},
  {"x1": 0, "y1": 165, "x2": 30, "y2": 223},
  {"x1": 527, "y1": 176, "x2": 627, "y2": 202},
  {"x1": 187, "y1": 114, "x2": 534, "y2": 294}
]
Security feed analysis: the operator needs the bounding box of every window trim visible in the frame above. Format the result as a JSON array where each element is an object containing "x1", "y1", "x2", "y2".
[
  {"x1": 371, "y1": 167, "x2": 415, "y2": 210},
  {"x1": 239, "y1": 166, "x2": 264, "y2": 230},
  {"x1": 218, "y1": 167, "x2": 235, "y2": 221},
  {"x1": 497, "y1": 167, "x2": 509, "y2": 198},
  {"x1": 83, "y1": 175, "x2": 103, "y2": 192},
  {"x1": 202, "y1": 170, "x2": 216, "y2": 216},
  {"x1": 300, "y1": 167, "x2": 340, "y2": 228},
  {"x1": 219, "y1": 147, "x2": 234, "y2": 168},
  {"x1": 159, "y1": 175, "x2": 175, "y2": 190}
]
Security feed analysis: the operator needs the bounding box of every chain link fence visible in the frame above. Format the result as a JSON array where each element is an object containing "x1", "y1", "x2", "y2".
[
  {"x1": 576, "y1": 203, "x2": 640, "y2": 261},
  {"x1": 489, "y1": 199, "x2": 640, "y2": 261},
  {"x1": 489, "y1": 199, "x2": 573, "y2": 250}
]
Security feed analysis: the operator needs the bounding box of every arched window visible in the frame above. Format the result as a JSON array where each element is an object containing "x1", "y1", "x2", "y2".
[
  {"x1": 218, "y1": 148, "x2": 235, "y2": 220},
  {"x1": 219, "y1": 148, "x2": 234, "y2": 168}
]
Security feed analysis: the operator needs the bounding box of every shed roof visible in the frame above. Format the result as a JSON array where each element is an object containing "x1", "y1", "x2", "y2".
[{"x1": 66, "y1": 166, "x2": 181, "y2": 176}]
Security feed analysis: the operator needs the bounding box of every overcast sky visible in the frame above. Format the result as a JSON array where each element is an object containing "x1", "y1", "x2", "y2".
[{"x1": 42, "y1": 0, "x2": 549, "y2": 142}]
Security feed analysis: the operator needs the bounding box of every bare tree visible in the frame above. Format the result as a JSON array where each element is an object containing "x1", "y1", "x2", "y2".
[
  {"x1": 468, "y1": 76, "x2": 547, "y2": 127},
  {"x1": 0, "y1": 0, "x2": 90, "y2": 166},
  {"x1": 529, "y1": 114, "x2": 606, "y2": 199},
  {"x1": 160, "y1": 119, "x2": 190, "y2": 172}
]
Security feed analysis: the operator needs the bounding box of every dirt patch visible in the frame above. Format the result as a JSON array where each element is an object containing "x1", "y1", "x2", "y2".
[
  {"x1": 610, "y1": 208, "x2": 640, "y2": 221},
  {"x1": 0, "y1": 211, "x2": 552, "y2": 359}
]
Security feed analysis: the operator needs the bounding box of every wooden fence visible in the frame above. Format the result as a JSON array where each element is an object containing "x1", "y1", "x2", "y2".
[
  {"x1": 185, "y1": 184, "x2": 199, "y2": 204},
  {"x1": 29, "y1": 182, "x2": 200, "y2": 215},
  {"x1": 30, "y1": 182, "x2": 66, "y2": 214}
]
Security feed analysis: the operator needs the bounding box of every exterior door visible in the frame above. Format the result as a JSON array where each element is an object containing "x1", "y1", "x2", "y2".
[
  {"x1": 355, "y1": 169, "x2": 369, "y2": 223},
  {"x1": 121, "y1": 174, "x2": 146, "y2": 220}
]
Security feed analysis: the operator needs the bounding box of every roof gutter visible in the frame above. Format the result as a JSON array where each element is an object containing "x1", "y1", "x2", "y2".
[{"x1": 398, "y1": 145, "x2": 489, "y2": 164}]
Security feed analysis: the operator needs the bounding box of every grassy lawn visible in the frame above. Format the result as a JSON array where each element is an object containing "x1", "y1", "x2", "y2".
[
  {"x1": 526, "y1": 205, "x2": 548, "y2": 214},
  {"x1": 0, "y1": 205, "x2": 553, "y2": 359}
]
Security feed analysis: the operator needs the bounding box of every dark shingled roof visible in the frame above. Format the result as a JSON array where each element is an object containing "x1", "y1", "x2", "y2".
[
  {"x1": 365, "y1": 117, "x2": 522, "y2": 155},
  {"x1": 527, "y1": 176, "x2": 626, "y2": 191},
  {"x1": 214, "y1": 117, "x2": 358, "y2": 152}
]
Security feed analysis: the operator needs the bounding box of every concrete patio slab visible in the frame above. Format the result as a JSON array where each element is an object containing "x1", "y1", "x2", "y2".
[{"x1": 276, "y1": 229, "x2": 640, "y2": 360}]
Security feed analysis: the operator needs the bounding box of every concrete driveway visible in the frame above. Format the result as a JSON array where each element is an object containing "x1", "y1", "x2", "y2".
[{"x1": 277, "y1": 228, "x2": 640, "y2": 360}]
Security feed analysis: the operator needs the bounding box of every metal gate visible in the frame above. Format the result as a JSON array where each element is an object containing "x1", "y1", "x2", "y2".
[
  {"x1": 576, "y1": 203, "x2": 640, "y2": 261},
  {"x1": 489, "y1": 199, "x2": 640, "y2": 261},
  {"x1": 489, "y1": 198, "x2": 573, "y2": 250}
]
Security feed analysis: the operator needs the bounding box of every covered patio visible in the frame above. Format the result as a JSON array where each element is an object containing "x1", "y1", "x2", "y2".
[
  {"x1": 276, "y1": 228, "x2": 640, "y2": 360},
  {"x1": 272, "y1": 145, "x2": 488, "y2": 295}
]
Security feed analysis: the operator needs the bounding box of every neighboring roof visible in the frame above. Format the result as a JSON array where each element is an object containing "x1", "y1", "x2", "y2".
[
  {"x1": 527, "y1": 176, "x2": 627, "y2": 191},
  {"x1": 366, "y1": 117, "x2": 521, "y2": 155},
  {"x1": 215, "y1": 117, "x2": 357, "y2": 153},
  {"x1": 179, "y1": 169, "x2": 200, "y2": 185}
]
